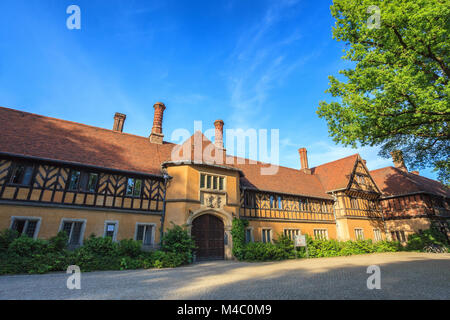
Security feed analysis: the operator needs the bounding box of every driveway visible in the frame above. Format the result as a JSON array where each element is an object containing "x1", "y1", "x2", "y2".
[{"x1": 0, "y1": 252, "x2": 449, "y2": 300}]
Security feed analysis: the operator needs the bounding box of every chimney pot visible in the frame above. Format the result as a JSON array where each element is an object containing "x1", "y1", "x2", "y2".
[
  {"x1": 298, "y1": 148, "x2": 311, "y2": 174},
  {"x1": 150, "y1": 102, "x2": 166, "y2": 144},
  {"x1": 214, "y1": 119, "x2": 224, "y2": 149},
  {"x1": 113, "y1": 113, "x2": 126, "y2": 132},
  {"x1": 390, "y1": 150, "x2": 408, "y2": 172}
]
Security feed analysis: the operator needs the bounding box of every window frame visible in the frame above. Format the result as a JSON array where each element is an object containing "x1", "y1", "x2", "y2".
[
  {"x1": 58, "y1": 218, "x2": 87, "y2": 247},
  {"x1": 284, "y1": 229, "x2": 301, "y2": 240},
  {"x1": 134, "y1": 222, "x2": 156, "y2": 247},
  {"x1": 245, "y1": 227, "x2": 254, "y2": 243},
  {"x1": 373, "y1": 228, "x2": 382, "y2": 242},
  {"x1": 126, "y1": 177, "x2": 143, "y2": 198},
  {"x1": 355, "y1": 228, "x2": 365, "y2": 240},
  {"x1": 313, "y1": 228, "x2": 329, "y2": 240},
  {"x1": 67, "y1": 169, "x2": 99, "y2": 193},
  {"x1": 8, "y1": 163, "x2": 35, "y2": 187},
  {"x1": 261, "y1": 228, "x2": 272, "y2": 243},
  {"x1": 9, "y1": 216, "x2": 41, "y2": 239},
  {"x1": 103, "y1": 220, "x2": 119, "y2": 241},
  {"x1": 199, "y1": 173, "x2": 225, "y2": 192}
]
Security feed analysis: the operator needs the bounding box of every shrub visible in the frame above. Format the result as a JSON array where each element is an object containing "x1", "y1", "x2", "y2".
[
  {"x1": 48, "y1": 232, "x2": 69, "y2": 252},
  {"x1": 0, "y1": 229, "x2": 19, "y2": 252},
  {"x1": 151, "y1": 250, "x2": 185, "y2": 268},
  {"x1": 81, "y1": 235, "x2": 119, "y2": 257},
  {"x1": 161, "y1": 223, "x2": 196, "y2": 264},
  {"x1": 406, "y1": 228, "x2": 449, "y2": 251},
  {"x1": 8, "y1": 235, "x2": 50, "y2": 257},
  {"x1": 117, "y1": 239, "x2": 142, "y2": 258},
  {"x1": 230, "y1": 218, "x2": 249, "y2": 260}
]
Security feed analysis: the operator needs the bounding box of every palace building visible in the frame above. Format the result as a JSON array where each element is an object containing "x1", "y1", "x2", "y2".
[{"x1": 0, "y1": 103, "x2": 449, "y2": 260}]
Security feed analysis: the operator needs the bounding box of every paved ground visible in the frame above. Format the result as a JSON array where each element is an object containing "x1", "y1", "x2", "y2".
[{"x1": 0, "y1": 252, "x2": 449, "y2": 300}]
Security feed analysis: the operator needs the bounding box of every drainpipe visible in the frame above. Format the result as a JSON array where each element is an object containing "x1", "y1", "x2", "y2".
[
  {"x1": 331, "y1": 192, "x2": 340, "y2": 240},
  {"x1": 159, "y1": 172, "x2": 172, "y2": 247}
]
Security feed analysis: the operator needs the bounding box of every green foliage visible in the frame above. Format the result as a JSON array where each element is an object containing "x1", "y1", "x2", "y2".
[
  {"x1": 0, "y1": 223, "x2": 196, "y2": 275},
  {"x1": 117, "y1": 239, "x2": 142, "y2": 258},
  {"x1": 230, "y1": 218, "x2": 249, "y2": 260},
  {"x1": 161, "y1": 223, "x2": 196, "y2": 264},
  {"x1": 0, "y1": 229, "x2": 19, "y2": 252},
  {"x1": 406, "y1": 227, "x2": 449, "y2": 251},
  {"x1": 317, "y1": 0, "x2": 450, "y2": 184},
  {"x1": 237, "y1": 233, "x2": 404, "y2": 262}
]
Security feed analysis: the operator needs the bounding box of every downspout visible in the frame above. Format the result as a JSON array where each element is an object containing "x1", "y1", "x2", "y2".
[
  {"x1": 331, "y1": 192, "x2": 339, "y2": 240},
  {"x1": 159, "y1": 172, "x2": 172, "y2": 247}
]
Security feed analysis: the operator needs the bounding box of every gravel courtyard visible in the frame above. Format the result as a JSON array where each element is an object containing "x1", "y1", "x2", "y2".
[{"x1": 0, "y1": 252, "x2": 449, "y2": 300}]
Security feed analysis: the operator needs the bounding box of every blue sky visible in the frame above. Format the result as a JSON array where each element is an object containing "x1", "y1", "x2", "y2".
[{"x1": 0, "y1": 0, "x2": 437, "y2": 179}]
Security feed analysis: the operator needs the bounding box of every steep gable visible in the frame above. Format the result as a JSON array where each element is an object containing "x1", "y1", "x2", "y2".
[{"x1": 311, "y1": 154, "x2": 359, "y2": 192}]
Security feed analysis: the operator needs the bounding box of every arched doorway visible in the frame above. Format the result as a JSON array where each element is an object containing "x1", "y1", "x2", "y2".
[{"x1": 191, "y1": 214, "x2": 224, "y2": 260}]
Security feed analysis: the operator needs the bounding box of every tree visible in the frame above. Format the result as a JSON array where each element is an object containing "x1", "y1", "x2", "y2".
[{"x1": 317, "y1": 0, "x2": 449, "y2": 184}]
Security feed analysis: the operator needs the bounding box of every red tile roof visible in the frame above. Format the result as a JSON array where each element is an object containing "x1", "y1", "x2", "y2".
[
  {"x1": 0, "y1": 106, "x2": 176, "y2": 175},
  {"x1": 370, "y1": 166, "x2": 450, "y2": 198},
  {"x1": 311, "y1": 154, "x2": 359, "y2": 192}
]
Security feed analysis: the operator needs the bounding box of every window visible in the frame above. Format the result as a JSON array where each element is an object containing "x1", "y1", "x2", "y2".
[
  {"x1": 60, "y1": 220, "x2": 85, "y2": 246},
  {"x1": 270, "y1": 196, "x2": 276, "y2": 209},
  {"x1": 355, "y1": 228, "x2": 365, "y2": 240},
  {"x1": 10, "y1": 217, "x2": 41, "y2": 238},
  {"x1": 262, "y1": 229, "x2": 271, "y2": 243},
  {"x1": 373, "y1": 229, "x2": 382, "y2": 242},
  {"x1": 104, "y1": 221, "x2": 118, "y2": 241},
  {"x1": 9, "y1": 164, "x2": 34, "y2": 186},
  {"x1": 277, "y1": 196, "x2": 283, "y2": 209},
  {"x1": 392, "y1": 230, "x2": 407, "y2": 242},
  {"x1": 135, "y1": 223, "x2": 154, "y2": 246},
  {"x1": 126, "y1": 178, "x2": 142, "y2": 197},
  {"x1": 200, "y1": 173, "x2": 224, "y2": 191},
  {"x1": 314, "y1": 229, "x2": 328, "y2": 240},
  {"x1": 284, "y1": 229, "x2": 301, "y2": 240},
  {"x1": 350, "y1": 197, "x2": 359, "y2": 209},
  {"x1": 68, "y1": 170, "x2": 98, "y2": 192},
  {"x1": 356, "y1": 175, "x2": 366, "y2": 185},
  {"x1": 245, "y1": 228, "x2": 253, "y2": 243}
]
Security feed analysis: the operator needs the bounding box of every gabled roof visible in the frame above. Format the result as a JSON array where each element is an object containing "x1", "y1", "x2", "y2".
[
  {"x1": 370, "y1": 166, "x2": 450, "y2": 198},
  {"x1": 0, "y1": 106, "x2": 176, "y2": 175},
  {"x1": 310, "y1": 154, "x2": 359, "y2": 192}
]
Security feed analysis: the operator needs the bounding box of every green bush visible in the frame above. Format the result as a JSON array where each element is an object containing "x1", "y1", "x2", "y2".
[
  {"x1": 118, "y1": 239, "x2": 142, "y2": 258},
  {"x1": 230, "y1": 218, "x2": 249, "y2": 260},
  {"x1": 0, "y1": 223, "x2": 196, "y2": 275},
  {"x1": 406, "y1": 228, "x2": 449, "y2": 251},
  {"x1": 0, "y1": 229, "x2": 19, "y2": 252},
  {"x1": 161, "y1": 223, "x2": 196, "y2": 264}
]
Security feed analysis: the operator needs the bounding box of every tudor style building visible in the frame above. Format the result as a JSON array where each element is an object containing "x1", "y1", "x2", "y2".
[{"x1": 0, "y1": 103, "x2": 448, "y2": 259}]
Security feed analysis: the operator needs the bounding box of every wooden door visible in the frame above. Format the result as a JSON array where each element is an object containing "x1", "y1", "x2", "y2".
[{"x1": 191, "y1": 214, "x2": 224, "y2": 260}]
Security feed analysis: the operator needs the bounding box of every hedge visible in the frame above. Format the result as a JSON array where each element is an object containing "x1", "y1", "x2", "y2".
[{"x1": 0, "y1": 224, "x2": 196, "y2": 275}]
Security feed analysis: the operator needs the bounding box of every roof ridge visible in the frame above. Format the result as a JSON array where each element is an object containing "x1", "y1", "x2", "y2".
[
  {"x1": 311, "y1": 153, "x2": 359, "y2": 170},
  {"x1": 0, "y1": 105, "x2": 178, "y2": 144}
]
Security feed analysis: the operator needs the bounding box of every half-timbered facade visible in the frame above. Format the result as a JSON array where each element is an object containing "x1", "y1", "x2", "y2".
[{"x1": 0, "y1": 103, "x2": 448, "y2": 259}]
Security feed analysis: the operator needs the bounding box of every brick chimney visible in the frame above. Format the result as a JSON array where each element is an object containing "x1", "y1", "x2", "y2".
[
  {"x1": 391, "y1": 150, "x2": 408, "y2": 172},
  {"x1": 113, "y1": 113, "x2": 126, "y2": 132},
  {"x1": 214, "y1": 120, "x2": 224, "y2": 149},
  {"x1": 149, "y1": 102, "x2": 166, "y2": 144},
  {"x1": 298, "y1": 148, "x2": 311, "y2": 174}
]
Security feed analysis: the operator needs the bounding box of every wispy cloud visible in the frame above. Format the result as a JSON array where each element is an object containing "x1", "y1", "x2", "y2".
[{"x1": 225, "y1": 0, "x2": 309, "y2": 129}]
